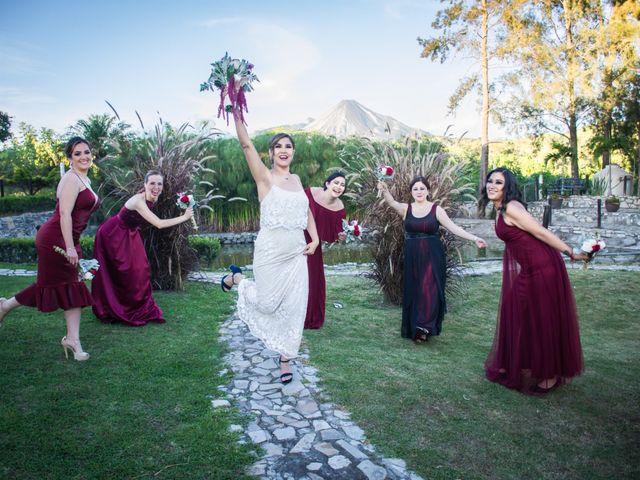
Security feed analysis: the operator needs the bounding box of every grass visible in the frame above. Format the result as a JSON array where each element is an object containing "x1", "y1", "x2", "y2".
[
  {"x1": 0, "y1": 277, "x2": 257, "y2": 480},
  {"x1": 304, "y1": 270, "x2": 640, "y2": 480}
]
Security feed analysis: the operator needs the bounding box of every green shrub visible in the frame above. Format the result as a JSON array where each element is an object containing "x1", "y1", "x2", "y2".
[
  {"x1": 188, "y1": 235, "x2": 221, "y2": 267},
  {"x1": 0, "y1": 194, "x2": 56, "y2": 215},
  {"x1": 0, "y1": 237, "x2": 39, "y2": 263},
  {"x1": 0, "y1": 235, "x2": 219, "y2": 266},
  {"x1": 80, "y1": 236, "x2": 95, "y2": 258}
]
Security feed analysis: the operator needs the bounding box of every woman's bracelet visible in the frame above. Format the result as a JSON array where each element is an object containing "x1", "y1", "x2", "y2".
[{"x1": 563, "y1": 249, "x2": 574, "y2": 260}]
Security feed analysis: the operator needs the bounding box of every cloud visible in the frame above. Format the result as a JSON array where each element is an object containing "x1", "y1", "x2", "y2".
[
  {"x1": 382, "y1": 0, "x2": 431, "y2": 20},
  {"x1": 193, "y1": 17, "x2": 321, "y2": 110},
  {"x1": 245, "y1": 23, "x2": 321, "y2": 103},
  {"x1": 195, "y1": 17, "x2": 244, "y2": 27},
  {"x1": 0, "y1": 85, "x2": 58, "y2": 105},
  {"x1": 0, "y1": 41, "x2": 51, "y2": 76}
]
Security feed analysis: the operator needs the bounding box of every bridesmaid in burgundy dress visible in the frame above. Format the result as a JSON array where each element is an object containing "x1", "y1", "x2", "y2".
[
  {"x1": 378, "y1": 176, "x2": 487, "y2": 342},
  {"x1": 304, "y1": 172, "x2": 347, "y2": 329},
  {"x1": 91, "y1": 170, "x2": 193, "y2": 326},
  {"x1": 0, "y1": 137, "x2": 100, "y2": 360},
  {"x1": 480, "y1": 167, "x2": 588, "y2": 394}
]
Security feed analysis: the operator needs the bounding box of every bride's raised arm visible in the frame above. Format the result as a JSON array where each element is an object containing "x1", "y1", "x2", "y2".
[{"x1": 233, "y1": 106, "x2": 271, "y2": 200}]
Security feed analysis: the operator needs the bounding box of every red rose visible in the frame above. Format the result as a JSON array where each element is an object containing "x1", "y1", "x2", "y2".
[
  {"x1": 592, "y1": 244, "x2": 600, "y2": 252},
  {"x1": 89, "y1": 268, "x2": 97, "y2": 275},
  {"x1": 180, "y1": 195, "x2": 189, "y2": 203},
  {"x1": 386, "y1": 167, "x2": 394, "y2": 176},
  {"x1": 354, "y1": 225, "x2": 361, "y2": 236}
]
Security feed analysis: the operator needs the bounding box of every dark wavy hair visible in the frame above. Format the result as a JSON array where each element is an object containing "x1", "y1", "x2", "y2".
[
  {"x1": 64, "y1": 136, "x2": 91, "y2": 159},
  {"x1": 409, "y1": 175, "x2": 431, "y2": 191},
  {"x1": 479, "y1": 167, "x2": 526, "y2": 212},
  {"x1": 323, "y1": 171, "x2": 346, "y2": 191}
]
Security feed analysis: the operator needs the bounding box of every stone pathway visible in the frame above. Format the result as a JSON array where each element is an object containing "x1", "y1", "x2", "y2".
[{"x1": 216, "y1": 314, "x2": 421, "y2": 480}]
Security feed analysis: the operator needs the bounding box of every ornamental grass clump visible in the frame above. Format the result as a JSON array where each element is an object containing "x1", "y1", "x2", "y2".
[
  {"x1": 340, "y1": 138, "x2": 476, "y2": 305},
  {"x1": 101, "y1": 121, "x2": 223, "y2": 290}
]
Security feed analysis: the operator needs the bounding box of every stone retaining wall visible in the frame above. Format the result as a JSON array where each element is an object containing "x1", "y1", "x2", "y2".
[{"x1": 0, "y1": 211, "x2": 53, "y2": 238}]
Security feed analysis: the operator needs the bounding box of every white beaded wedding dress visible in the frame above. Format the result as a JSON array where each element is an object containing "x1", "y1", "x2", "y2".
[{"x1": 237, "y1": 185, "x2": 309, "y2": 359}]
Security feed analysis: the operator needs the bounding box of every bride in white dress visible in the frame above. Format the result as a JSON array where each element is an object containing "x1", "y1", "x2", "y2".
[{"x1": 221, "y1": 106, "x2": 319, "y2": 384}]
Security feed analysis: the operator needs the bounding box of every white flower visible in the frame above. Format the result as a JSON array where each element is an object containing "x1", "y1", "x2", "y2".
[{"x1": 581, "y1": 239, "x2": 597, "y2": 253}]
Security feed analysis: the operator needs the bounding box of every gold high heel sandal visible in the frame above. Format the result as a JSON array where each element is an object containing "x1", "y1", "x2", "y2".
[{"x1": 61, "y1": 336, "x2": 90, "y2": 361}]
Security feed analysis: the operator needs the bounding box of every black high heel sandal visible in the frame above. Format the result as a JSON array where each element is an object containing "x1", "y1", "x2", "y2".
[
  {"x1": 278, "y1": 357, "x2": 293, "y2": 385},
  {"x1": 220, "y1": 265, "x2": 242, "y2": 292},
  {"x1": 414, "y1": 327, "x2": 429, "y2": 344}
]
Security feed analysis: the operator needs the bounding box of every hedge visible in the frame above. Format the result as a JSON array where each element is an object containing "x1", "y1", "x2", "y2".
[
  {"x1": 0, "y1": 194, "x2": 57, "y2": 215},
  {"x1": 0, "y1": 235, "x2": 221, "y2": 266}
]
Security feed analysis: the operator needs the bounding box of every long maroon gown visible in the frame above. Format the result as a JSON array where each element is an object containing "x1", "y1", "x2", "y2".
[
  {"x1": 485, "y1": 212, "x2": 583, "y2": 394},
  {"x1": 15, "y1": 188, "x2": 100, "y2": 311},
  {"x1": 303, "y1": 188, "x2": 346, "y2": 329},
  {"x1": 91, "y1": 201, "x2": 164, "y2": 326}
]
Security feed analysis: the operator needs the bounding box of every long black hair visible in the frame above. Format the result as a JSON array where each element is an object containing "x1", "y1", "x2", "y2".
[
  {"x1": 323, "y1": 171, "x2": 346, "y2": 191},
  {"x1": 479, "y1": 167, "x2": 526, "y2": 212}
]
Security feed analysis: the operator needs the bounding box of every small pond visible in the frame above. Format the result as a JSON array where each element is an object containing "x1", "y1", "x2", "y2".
[{"x1": 207, "y1": 242, "x2": 506, "y2": 270}]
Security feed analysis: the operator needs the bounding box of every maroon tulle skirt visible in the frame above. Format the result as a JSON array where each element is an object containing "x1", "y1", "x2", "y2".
[{"x1": 485, "y1": 214, "x2": 583, "y2": 394}]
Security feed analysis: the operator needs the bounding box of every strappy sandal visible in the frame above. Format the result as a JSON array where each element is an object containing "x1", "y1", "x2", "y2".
[
  {"x1": 278, "y1": 357, "x2": 293, "y2": 385},
  {"x1": 414, "y1": 327, "x2": 429, "y2": 344},
  {"x1": 220, "y1": 265, "x2": 242, "y2": 292}
]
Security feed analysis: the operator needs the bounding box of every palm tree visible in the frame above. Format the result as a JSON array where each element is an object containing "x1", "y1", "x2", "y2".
[{"x1": 69, "y1": 113, "x2": 131, "y2": 161}]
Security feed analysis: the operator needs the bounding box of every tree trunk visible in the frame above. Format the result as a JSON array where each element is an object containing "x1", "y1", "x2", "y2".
[
  {"x1": 602, "y1": 118, "x2": 611, "y2": 168},
  {"x1": 478, "y1": 0, "x2": 490, "y2": 218},
  {"x1": 569, "y1": 113, "x2": 579, "y2": 180},
  {"x1": 565, "y1": 1, "x2": 580, "y2": 185},
  {"x1": 636, "y1": 120, "x2": 640, "y2": 195}
]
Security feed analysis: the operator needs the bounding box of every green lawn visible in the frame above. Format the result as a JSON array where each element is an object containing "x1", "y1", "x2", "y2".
[
  {"x1": 0, "y1": 277, "x2": 257, "y2": 480},
  {"x1": 2, "y1": 269, "x2": 638, "y2": 480},
  {"x1": 305, "y1": 270, "x2": 640, "y2": 480}
]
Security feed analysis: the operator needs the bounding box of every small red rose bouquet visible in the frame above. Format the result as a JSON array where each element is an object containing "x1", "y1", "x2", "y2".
[
  {"x1": 375, "y1": 165, "x2": 395, "y2": 197},
  {"x1": 200, "y1": 52, "x2": 259, "y2": 126},
  {"x1": 375, "y1": 165, "x2": 395, "y2": 182},
  {"x1": 342, "y1": 219, "x2": 364, "y2": 243},
  {"x1": 53, "y1": 246, "x2": 100, "y2": 281},
  {"x1": 176, "y1": 192, "x2": 198, "y2": 230},
  {"x1": 579, "y1": 237, "x2": 606, "y2": 270}
]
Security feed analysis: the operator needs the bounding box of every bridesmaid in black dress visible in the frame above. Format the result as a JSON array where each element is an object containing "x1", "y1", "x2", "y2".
[{"x1": 378, "y1": 176, "x2": 487, "y2": 342}]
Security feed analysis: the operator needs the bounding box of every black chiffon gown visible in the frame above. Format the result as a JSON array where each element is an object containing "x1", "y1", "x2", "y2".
[{"x1": 401, "y1": 203, "x2": 447, "y2": 340}]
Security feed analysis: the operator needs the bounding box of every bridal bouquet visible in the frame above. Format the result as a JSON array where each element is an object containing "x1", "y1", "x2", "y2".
[
  {"x1": 53, "y1": 246, "x2": 100, "y2": 280},
  {"x1": 342, "y1": 219, "x2": 363, "y2": 243},
  {"x1": 578, "y1": 237, "x2": 606, "y2": 270},
  {"x1": 176, "y1": 192, "x2": 198, "y2": 230},
  {"x1": 200, "y1": 52, "x2": 259, "y2": 125},
  {"x1": 375, "y1": 165, "x2": 395, "y2": 182}
]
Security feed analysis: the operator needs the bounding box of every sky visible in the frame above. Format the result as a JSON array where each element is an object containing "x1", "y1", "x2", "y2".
[{"x1": 1, "y1": 0, "x2": 498, "y2": 139}]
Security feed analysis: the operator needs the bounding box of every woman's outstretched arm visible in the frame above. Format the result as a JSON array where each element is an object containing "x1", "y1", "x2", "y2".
[
  {"x1": 233, "y1": 107, "x2": 271, "y2": 200},
  {"x1": 377, "y1": 181, "x2": 408, "y2": 218},
  {"x1": 504, "y1": 201, "x2": 588, "y2": 260},
  {"x1": 436, "y1": 206, "x2": 488, "y2": 248}
]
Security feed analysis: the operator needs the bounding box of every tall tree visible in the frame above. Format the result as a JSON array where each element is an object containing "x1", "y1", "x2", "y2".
[
  {"x1": 0, "y1": 111, "x2": 11, "y2": 143},
  {"x1": 588, "y1": 1, "x2": 640, "y2": 169},
  {"x1": 498, "y1": 0, "x2": 605, "y2": 180},
  {"x1": 8, "y1": 124, "x2": 63, "y2": 194},
  {"x1": 418, "y1": 0, "x2": 506, "y2": 214}
]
